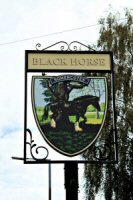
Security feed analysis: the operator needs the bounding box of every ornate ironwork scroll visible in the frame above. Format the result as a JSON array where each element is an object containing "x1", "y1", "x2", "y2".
[
  {"x1": 82, "y1": 125, "x2": 117, "y2": 163},
  {"x1": 26, "y1": 129, "x2": 49, "y2": 162},
  {"x1": 36, "y1": 41, "x2": 96, "y2": 51},
  {"x1": 92, "y1": 128, "x2": 115, "y2": 161}
]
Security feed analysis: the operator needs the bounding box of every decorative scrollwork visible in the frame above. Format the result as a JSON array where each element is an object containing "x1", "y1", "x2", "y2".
[
  {"x1": 68, "y1": 41, "x2": 93, "y2": 51},
  {"x1": 92, "y1": 128, "x2": 116, "y2": 161},
  {"x1": 36, "y1": 43, "x2": 42, "y2": 50},
  {"x1": 93, "y1": 143, "x2": 112, "y2": 161},
  {"x1": 35, "y1": 41, "x2": 96, "y2": 51},
  {"x1": 26, "y1": 129, "x2": 49, "y2": 161},
  {"x1": 36, "y1": 41, "x2": 69, "y2": 51},
  {"x1": 82, "y1": 128, "x2": 117, "y2": 162}
]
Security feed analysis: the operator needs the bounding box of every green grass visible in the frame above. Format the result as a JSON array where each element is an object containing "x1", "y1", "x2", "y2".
[
  {"x1": 36, "y1": 107, "x2": 104, "y2": 125},
  {"x1": 37, "y1": 106, "x2": 104, "y2": 155},
  {"x1": 85, "y1": 112, "x2": 104, "y2": 124},
  {"x1": 43, "y1": 129, "x2": 99, "y2": 154},
  {"x1": 36, "y1": 107, "x2": 43, "y2": 119},
  {"x1": 69, "y1": 112, "x2": 104, "y2": 124}
]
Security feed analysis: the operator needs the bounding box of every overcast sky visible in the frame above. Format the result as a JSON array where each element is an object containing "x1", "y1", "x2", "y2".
[{"x1": 0, "y1": 1, "x2": 132, "y2": 200}]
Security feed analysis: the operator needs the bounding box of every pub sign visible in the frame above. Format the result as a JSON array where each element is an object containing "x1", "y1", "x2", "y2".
[{"x1": 24, "y1": 48, "x2": 117, "y2": 162}]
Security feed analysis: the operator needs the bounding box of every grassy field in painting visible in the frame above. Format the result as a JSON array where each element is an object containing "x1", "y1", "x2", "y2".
[
  {"x1": 40, "y1": 124, "x2": 101, "y2": 154},
  {"x1": 35, "y1": 106, "x2": 105, "y2": 154},
  {"x1": 36, "y1": 106, "x2": 104, "y2": 125}
]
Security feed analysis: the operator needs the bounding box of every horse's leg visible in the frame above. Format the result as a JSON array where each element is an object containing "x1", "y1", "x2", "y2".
[
  {"x1": 50, "y1": 113, "x2": 56, "y2": 128},
  {"x1": 50, "y1": 118, "x2": 56, "y2": 128},
  {"x1": 50, "y1": 109, "x2": 64, "y2": 129},
  {"x1": 83, "y1": 114, "x2": 88, "y2": 124},
  {"x1": 74, "y1": 115, "x2": 83, "y2": 132}
]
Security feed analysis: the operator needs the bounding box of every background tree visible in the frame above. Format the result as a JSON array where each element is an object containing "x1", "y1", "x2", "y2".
[
  {"x1": 83, "y1": 9, "x2": 133, "y2": 200},
  {"x1": 89, "y1": 79, "x2": 105, "y2": 119},
  {"x1": 40, "y1": 79, "x2": 57, "y2": 103}
]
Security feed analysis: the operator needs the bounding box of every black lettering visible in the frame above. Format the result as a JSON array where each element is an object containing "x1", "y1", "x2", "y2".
[
  {"x1": 93, "y1": 59, "x2": 99, "y2": 65},
  {"x1": 71, "y1": 58, "x2": 77, "y2": 65},
  {"x1": 53, "y1": 58, "x2": 60, "y2": 65},
  {"x1": 100, "y1": 59, "x2": 105, "y2": 66},
  {"x1": 61, "y1": 58, "x2": 67, "y2": 65},
  {"x1": 47, "y1": 59, "x2": 52, "y2": 65},
  {"x1": 33, "y1": 58, "x2": 38, "y2": 65},
  {"x1": 79, "y1": 58, "x2": 85, "y2": 65}
]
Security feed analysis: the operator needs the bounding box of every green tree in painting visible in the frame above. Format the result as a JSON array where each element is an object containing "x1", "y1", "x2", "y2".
[
  {"x1": 89, "y1": 79, "x2": 106, "y2": 119},
  {"x1": 83, "y1": 9, "x2": 133, "y2": 200},
  {"x1": 40, "y1": 78, "x2": 88, "y2": 104},
  {"x1": 40, "y1": 79, "x2": 59, "y2": 103}
]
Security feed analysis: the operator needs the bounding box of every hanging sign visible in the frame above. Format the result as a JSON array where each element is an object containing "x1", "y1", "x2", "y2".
[{"x1": 24, "y1": 49, "x2": 117, "y2": 162}]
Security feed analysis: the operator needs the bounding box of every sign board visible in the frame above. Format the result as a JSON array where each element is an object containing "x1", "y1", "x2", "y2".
[
  {"x1": 27, "y1": 52, "x2": 111, "y2": 70},
  {"x1": 24, "y1": 49, "x2": 117, "y2": 163}
]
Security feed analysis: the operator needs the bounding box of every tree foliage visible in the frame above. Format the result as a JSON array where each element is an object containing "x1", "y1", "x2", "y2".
[
  {"x1": 40, "y1": 78, "x2": 88, "y2": 104},
  {"x1": 84, "y1": 9, "x2": 133, "y2": 200}
]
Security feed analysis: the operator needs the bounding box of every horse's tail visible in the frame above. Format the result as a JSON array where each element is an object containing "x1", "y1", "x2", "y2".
[{"x1": 43, "y1": 104, "x2": 50, "y2": 120}]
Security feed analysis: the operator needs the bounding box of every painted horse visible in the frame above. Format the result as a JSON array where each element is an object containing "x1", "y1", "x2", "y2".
[{"x1": 43, "y1": 95, "x2": 101, "y2": 132}]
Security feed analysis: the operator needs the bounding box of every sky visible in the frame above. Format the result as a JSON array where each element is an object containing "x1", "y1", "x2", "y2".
[
  {"x1": 0, "y1": 0, "x2": 132, "y2": 200},
  {"x1": 34, "y1": 77, "x2": 106, "y2": 107}
]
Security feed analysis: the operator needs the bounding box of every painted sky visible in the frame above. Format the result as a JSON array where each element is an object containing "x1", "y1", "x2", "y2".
[
  {"x1": 0, "y1": 1, "x2": 132, "y2": 200},
  {"x1": 34, "y1": 77, "x2": 106, "y2": 107}
]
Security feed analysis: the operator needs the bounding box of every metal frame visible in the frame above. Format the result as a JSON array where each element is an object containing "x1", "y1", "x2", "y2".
[{"x1": 24, "y1": 41, "x2": 118, "y2": 164}]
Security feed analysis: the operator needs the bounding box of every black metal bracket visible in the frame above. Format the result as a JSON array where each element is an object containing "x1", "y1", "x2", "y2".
[
  {"x1": 25, "y1": 129, "x2": 49, "y2": 162},
  {"x1": 35, "y1": 41, "x2": 96, "y2": 51}
]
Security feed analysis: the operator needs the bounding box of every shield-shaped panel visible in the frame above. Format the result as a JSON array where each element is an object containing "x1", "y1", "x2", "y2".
[{"x1": 31, "y1": 75, "x2": 107, "y2": 156}]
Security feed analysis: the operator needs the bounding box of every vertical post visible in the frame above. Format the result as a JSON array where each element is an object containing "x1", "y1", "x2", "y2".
[
  {"x1": 49, "y1": 163, "x2": 51, "y2": 200},
  {"x1": 64, "y1": 162, "x2": 79, "y2": 200}
]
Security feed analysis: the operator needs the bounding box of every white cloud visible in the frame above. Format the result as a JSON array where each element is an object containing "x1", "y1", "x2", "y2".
[
  {"x1": 0, "y1": 130, "x2": 85, "y2": 200},
  {"x1": 0, "y1": 130, "x2": 65, "y2": 200}
]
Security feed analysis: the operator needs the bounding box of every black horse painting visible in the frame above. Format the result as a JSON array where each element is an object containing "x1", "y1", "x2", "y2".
[{"x1": 43, "y1": 95, "x2": 101, "y2": 132}]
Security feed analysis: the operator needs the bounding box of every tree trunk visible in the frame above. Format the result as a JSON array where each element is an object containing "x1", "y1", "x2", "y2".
[{"x1": 97, "y1": 111, "x2": 100, "y2": 119}]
